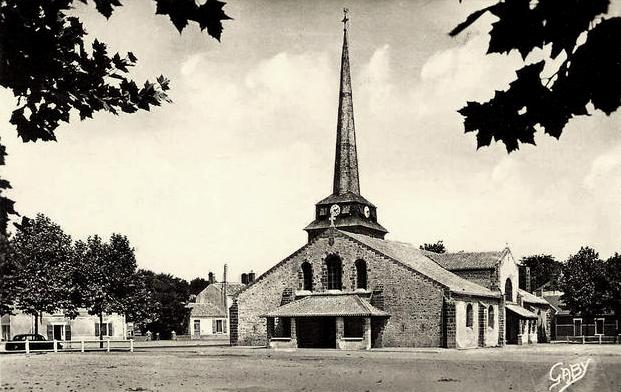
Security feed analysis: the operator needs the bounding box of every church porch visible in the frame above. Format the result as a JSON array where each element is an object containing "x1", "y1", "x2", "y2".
[{"x1": 262, "y1": 293, "x2": 389, "y2": 350}]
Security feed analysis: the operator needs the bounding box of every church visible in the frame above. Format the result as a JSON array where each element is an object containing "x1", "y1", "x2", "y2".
[{"x1": 229, "y1": 12, "x2": 551, "y2": 350}]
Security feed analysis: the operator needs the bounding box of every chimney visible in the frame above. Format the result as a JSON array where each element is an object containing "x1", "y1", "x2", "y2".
[
  {"x1": 518, "y1": 265, "x2": 531, "y2": 292},
  {"x1": 208, "y1": 272, "x2": 215, "y2": 285},
  {"x1": 241, "y1": 273, "x2": 248, "y2": 285},
  {"x1": 248, "y1": 271, "x2": 256, "y2": 283}
]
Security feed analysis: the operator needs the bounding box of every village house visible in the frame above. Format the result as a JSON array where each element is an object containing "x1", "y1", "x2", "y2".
[
  {"x1": 187, "y1": 271, "x2": 247, "y2": 339},
  {"x1": 541, "y1": 288, "x2": 619, "y2": 343},
  {"x1": 228, "y1": 14, "x2": 552, "y2": 350},
  {"x1": 1, "y1": 309, "x2": 127, "y2": 342}
]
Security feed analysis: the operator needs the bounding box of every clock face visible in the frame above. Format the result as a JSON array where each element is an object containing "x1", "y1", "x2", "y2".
[
  {"x1": 330, "y1": 204, "x2": 341, "y2": 216},
  {"x1": 363, "y1": 206, "x2": 371, "y2": 218}
]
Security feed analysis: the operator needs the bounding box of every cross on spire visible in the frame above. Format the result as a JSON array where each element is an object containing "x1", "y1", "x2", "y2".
[{"x1": 342, "y1": 8, "x2": 349, "y2": 30}]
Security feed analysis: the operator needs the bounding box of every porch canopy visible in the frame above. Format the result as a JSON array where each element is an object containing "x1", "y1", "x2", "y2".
[
  {"x1": 505, "y1": 303, "x2": 538, "y2": 319},
  {"x1": 262, "y1": 293, "x2": 389, "y2": 318}
]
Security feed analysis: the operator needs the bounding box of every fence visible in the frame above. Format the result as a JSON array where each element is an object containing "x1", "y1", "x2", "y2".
[
  {"x1": 7, "y1": 339, "x2": 135, "y2": 354},
  {"x1": 554, "y1": 335, "x2": 621, "y2": 344}
]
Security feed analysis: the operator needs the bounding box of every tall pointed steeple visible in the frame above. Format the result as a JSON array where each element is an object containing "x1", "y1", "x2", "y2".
[
  {"x1": 304, "y1": 9, "x2": 388, "y2": 242},
  {"x1": 333, "y1": 9, "x2": 360, "y2": 195}
]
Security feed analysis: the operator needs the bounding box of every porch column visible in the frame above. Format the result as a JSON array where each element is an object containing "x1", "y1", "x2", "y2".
[
  {"x1": 266, "y1": 317, "x2": 274, "y2": 343},
  {"x1": 290, "y1": 318, "x2": 298, "y2": 348},
  {"x1": 364, "y1": 317, "x2": 371, "y2": 350},
  {"x1": 336, "y1": 317, "x2": 344, "y2": 347}
]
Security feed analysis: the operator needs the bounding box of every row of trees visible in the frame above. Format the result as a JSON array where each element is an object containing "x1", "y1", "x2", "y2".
[
  {"x1": 1, "y1": 213, "x2": 210, "y2": 342},
  {"x1": 421, "y1": 240, "x2": 620, "y2": 319}
]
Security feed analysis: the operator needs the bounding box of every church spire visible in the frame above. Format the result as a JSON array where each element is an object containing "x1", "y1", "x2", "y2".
[
  {"x1": 304, "y1": 9, "x2": 387, "y2": 241},
  {"x1": 333, "y1": 8, "x2": 360, "y2": 196}
]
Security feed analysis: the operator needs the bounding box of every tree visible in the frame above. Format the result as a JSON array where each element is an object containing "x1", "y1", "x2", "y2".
[
  {"x1": 189, "y1": 277, "x2": 210, "y2": 296},
  {"x1": 520, "y1": 254, "x2": 562, "y2": 291},
  {"x1": 605, "y1": 253, "x2": 621, "y2": 320},
  {"x1": 74, "y1": 233, "x2": 139, "y2": 346},
  {"x1": 420, "y1": 241, "x2": 446, "y2": 254},
  {"x1": 10, "y1": 214, "x2": 75, "y2": 333},
  {"x1": 140, "y1": 271, "x2": 190, "y2": 339},
  {"x1": 559, "y1": 246, "x2": 608, "y2": 318},
  {"x1": 0, "y1": 0, "x2": 231, "y2": 231},
  {"x1": 0, "y1": 233, "x2": 17, "y2": 315},
  {"x1": 451, "y1": 0, "x2": 621, "y2": 152}
]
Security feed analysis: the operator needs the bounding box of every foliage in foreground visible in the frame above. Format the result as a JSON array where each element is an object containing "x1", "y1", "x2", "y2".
[{"x1": 452, "y1": 0, "x2": 621, "y2": 152}]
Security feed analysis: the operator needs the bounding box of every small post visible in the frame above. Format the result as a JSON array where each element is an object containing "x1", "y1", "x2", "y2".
[
  {"x1": 25, "y1": 339, "x2": 30, "y2": 354},
  {"x1": 130, "y1": 339, "x2": 134, "y2": 353},
  {"x1": 81, "y1": 340, "x2": 85, "y2": 353},
  {"x1": 599, "y1": 335, "x2": 602, "y2": 344},
  {"x1": 53, "y1": 340, "x2": 58, "y2": 352},
  {"x1": 582, "y1": 335, "x2": 585, "y2": 344},
  {"x1": 106, "y1": 339, "x2": 110, "y2": 352}
]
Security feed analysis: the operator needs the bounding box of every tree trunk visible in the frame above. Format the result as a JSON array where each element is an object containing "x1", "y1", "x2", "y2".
[
  {"x1": 33, "y1": 312, "x2": 39, "y2": 335},
  {"x1": 99, "y1": 312, "x2": 104, "y2": 349}
]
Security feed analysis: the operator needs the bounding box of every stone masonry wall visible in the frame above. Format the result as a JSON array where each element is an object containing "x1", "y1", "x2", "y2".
[{"x1": 234, "y1": 231, "x2": 447, "y2": 347}]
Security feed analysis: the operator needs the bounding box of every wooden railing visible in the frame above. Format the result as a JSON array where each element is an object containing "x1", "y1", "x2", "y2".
[{"x1": 6, "y1": 339, "x2": 135, "y2": 354}]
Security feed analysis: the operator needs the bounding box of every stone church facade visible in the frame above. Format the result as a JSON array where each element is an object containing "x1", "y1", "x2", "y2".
[{"x1": 229, "y1": 13, "x2": 549, "y2": 350}]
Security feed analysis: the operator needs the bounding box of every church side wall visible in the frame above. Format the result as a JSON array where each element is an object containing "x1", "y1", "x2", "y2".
[{"x1": 234, "y1": 234, "x2": 446, "y2": 347}]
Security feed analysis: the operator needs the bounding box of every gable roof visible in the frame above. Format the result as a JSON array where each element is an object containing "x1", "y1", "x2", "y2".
[
  {"x1": 506, "y1": 303, "x2": 538, "y2": 319},
  {"x1": 518, "y1": 288, "x2": 550, "y2": 306},
  {"x1": 263, "y1": 293, "x2": 389, "y2": 318},
  {"x1": 343, "y1": 232, "x2": 499, "y2": 298},
  {"x1": 424, "y1": 250, "x2": 507, "y2": 271},
  {"x1": 188, "y1": 302, "x2": 226, "y2": 318}
]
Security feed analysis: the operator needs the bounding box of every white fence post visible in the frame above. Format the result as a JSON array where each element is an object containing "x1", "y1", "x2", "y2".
[
  {"x1": 106, "y1": 339, "x2": 110, "y2": 352},
  {"x1": 25, "y1": 339, "x2": 29, "y2": 354},
  {"x1": 130, "y1": 339, "x2": 134, "y2": 353},
  {"x1": 53, "y1": 340, "x2": 58, "y2": 352},
  {"x1": 81, "y1": 340, "x2": 85, "y2": 353}
]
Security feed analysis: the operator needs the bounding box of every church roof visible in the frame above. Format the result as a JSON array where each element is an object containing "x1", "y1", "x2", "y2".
[
  {"x1": 316, "y1": 192, "x2": 376, "y2": 207},
  {"x1": 424, "y1": 250, "x2": 508, "y2": 271},
  {"x1": 505, "y1": 303, "x2": 538, "y2": 319},
  {"x1": 262, "y1": 293, "x2": 389, "y2": 318},
  {"x1": 518, "y1": 288, "x2": 550, "y2": 306},
  {"x1": 343, "y1": 231, "x2": 500, "y2": 298}
]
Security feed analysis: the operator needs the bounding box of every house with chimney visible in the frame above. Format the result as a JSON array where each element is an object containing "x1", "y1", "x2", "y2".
[
  {"x1": 227, "y1": 12, "x2": 552, "y2": 350},
  {"x1": 187, "y1": 270, "x2": 251, "y2": 339}
]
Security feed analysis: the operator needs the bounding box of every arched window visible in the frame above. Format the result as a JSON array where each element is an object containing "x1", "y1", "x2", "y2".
[
  {"x1": 301, "y1": 262, "x2": 313, "y2": 291},
  {"x1": 355, "y1": 259, "x2": 367, "y2": 290},
  {"x1": 466, "y1": 304, "x2": 473, "y2": 328},
  {"x1": 488, "y1": 305, "x2": 495, "y2": 327},
  {"x1": 504, "y1": 278, "x2": 513, "y2": 302},
  {"x1": 326, "y1": 256, "x2": 342, "y2": 290}
]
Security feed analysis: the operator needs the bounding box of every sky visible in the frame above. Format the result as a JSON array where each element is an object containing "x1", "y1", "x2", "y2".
[{"x1": 2, "y1": 0, "x2": 621, "y2": 282}]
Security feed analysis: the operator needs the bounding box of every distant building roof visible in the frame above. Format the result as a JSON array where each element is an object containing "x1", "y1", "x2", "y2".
[
  {"x1": 213, "y1": 282, "x2": 246, "y2": 298},
  {"x1": 544, "y1": 294, "x2": 566, "y2": 314},
  {"x1": 506, "y1": 303, "x2": 538, "y2": 319},
  {"x1": 263, "y1": 293, "x2": 389, "y2": 318},
  {"x1": 344, "y1": 231, "x2": 500, "y2": 298},
  {"x1": 518, "y1": 289, "x2": 551, "y2": 306},
  {"x1": 424, "y1": 250, "x2": 507, "y2": 271},
  {"x1": 188, "y1": 303, "x2": 225, "y2": 318}
]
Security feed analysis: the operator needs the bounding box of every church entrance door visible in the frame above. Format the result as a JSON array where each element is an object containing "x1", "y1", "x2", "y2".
[{"x1": 296, "y1": 317, "x2": 336, "y2": 348}]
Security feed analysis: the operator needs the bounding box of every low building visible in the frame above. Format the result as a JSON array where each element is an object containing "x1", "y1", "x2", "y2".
[
  {"x1": 1, "y1": 309, "x2": 127, "y2": 341},
  {"x1": 543, "y1": 290, "x2": 619, "y2": 342},
  {"x1": 187, "y1": 282, "x2": 245, "y2": 339}
]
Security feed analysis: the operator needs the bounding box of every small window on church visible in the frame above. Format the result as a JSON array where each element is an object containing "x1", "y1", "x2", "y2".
[
  {"x1": 319, "y1": 207, "x2": 328, "y2": 216},
  {"x1": 488, "y1": 305, "x2": 495, "y2": 328},
  {"x1": 342, "y1": 205, "x2": 350, "y2": 214},
  {"x1": 504, "y1": 278, "x2": 513, "y2": 302},
  {"x1": 466, "y1": 304, "x2": 473, "y2": 328},
  {"x1": 326, "y1": 256, "x2": 342, "y2": 290},
  {"x1": 355, "y1": 259, "x2": 367, "y2": 290},
  {"x1": 301, "y1": 262, "x2": 313, "y2": 291}
]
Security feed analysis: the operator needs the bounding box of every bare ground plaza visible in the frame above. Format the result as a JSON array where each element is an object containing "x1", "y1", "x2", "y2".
[{"x1": 1, "y1": 344, "x2": 621, "y2": 392}]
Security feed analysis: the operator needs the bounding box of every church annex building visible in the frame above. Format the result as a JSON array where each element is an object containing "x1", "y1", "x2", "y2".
[{"x1": 229, "y1": 13, "x2": 552, "y2": 350}]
